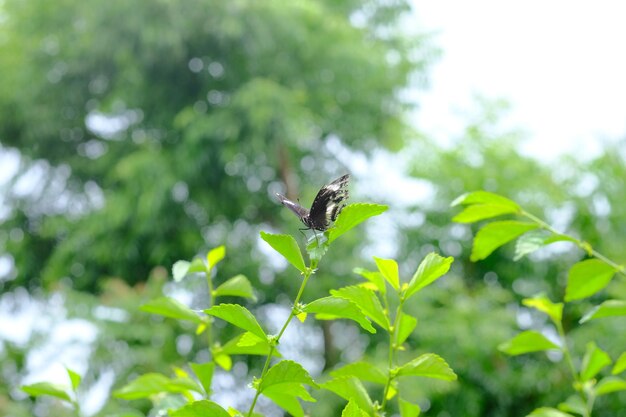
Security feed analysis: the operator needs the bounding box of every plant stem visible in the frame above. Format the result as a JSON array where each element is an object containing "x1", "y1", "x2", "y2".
[
  {"x1": 380, "y1": 301, "x2": 403, "y2": 412},
  {"x1": 206, "y1": 268, "x2": 215, "y2": 349},
  {"x1": 556, "y1": 321, "x2": 591, "y2": 417},
  {"x1": 247, "y1": 268, "x2": 313, "y2": 417}
]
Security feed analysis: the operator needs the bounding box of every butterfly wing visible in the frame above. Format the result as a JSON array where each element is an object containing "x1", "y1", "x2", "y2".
[
  {"x1": 276, "y1": 193, "x2": 311, "y2": 226},
  {"x1": 307, "y1": 174, "x2": 350, "y2": 231}
]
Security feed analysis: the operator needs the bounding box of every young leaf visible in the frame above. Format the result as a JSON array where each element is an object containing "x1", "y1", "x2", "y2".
[
  {"x1": 471, "y1": 221, "x2": 539, "y2": 261},
  {"x1": 260, "y1": 232, "x2": 306, "y2": 273},
  {"x1": 204, "y1": 304, "x2": 267, "y2": 341},
  {"x1": 173, "y1": 260, "x2": 191, "y2": 282},
  {"x1": 514, "y1": 230, "x2": 550, "y2": 260},
  {"x1": 353, "y1": 267, "x2": 386, "y2": 294},
  {"x1": 451, "y1": 191, "x2": 519, "y2": 209},
  {"x1": 565, "y1": 259, "x2": 616, "y2": 301},
  {"x1": 396, "y1": 353, "x2": 457, "y2": 381},
  {"x1": 21, "y1": 382, "x2": 72, "y2": 402},
  {"x1": 327, "y1": 203, "x2": 388, "y2": 243},
  {"x1": 527, "y1": 408, "x2": 575, "y2": 417},
  {"x1": 595, "y1": 376, "x2": 626, "y2": 396},
  {"x1": 304, "y1": 296, "x2": 376, "y2": 333},
  {"x1": 207, "y1": 246, "x2": 226, "y2": 271},
  {"x1": 140, "y1": 297, "x2": 204, "y2": 324},
  {"x1": 396, "y1": 312, "x2": 418, "y2": 346},
  {"x1": 342, "y1": 398, "x2": 367, "y2": 417},
  {"x1": 557, "y1": 395, "x2": 586, "y2": 416},
  {"x1": 66, "y1": 367, "x2": 81, "y2": 391},
  {"x1": 580, "y1": 300, "x2": 626, "y2": 323},
  {"x1": 220, "y1": 333, "x2": 277, "y2": 357},
  {"x1": 213, "y1": 353, "x2": 232, "y2": 371},
  {"x1": 331, "y1": 286, "x2": 390, "y2": 330},
  {"x1": 373, "y1": 257, "x2": 400, "y2": 290},
  {"x1": 170, "y1": 400, "x2": 231, "y2": 417},
  {"x1": 405, "y1": 253, "x2": 453, "y2": 300},
  {"x1": 214, "y1": 275, "x2": 256, "y2": 300},
  {"x1": 498, "y1": 330, "x2": 560, "y2": 356},
  {"x1": 259, "y1": 360, "x2": 318, "y2": 392},
  {"x1": 189, "y1": 362, "x2": 215, "y2": 396},
  {"x1": 330, "y1": 361, "x2": 387, "y2": 385},
  {"x1": 522, "y1": 295, "x2": 563, "y2": 325},
  {"x1": 113, "y1": 373, "x2": 173, "y2": 399},
  {"x1": 452, "y1": 203, "x2": 519, "y2": 223},
  {"x1": 612, "y1": 352, "x2": 626, "y2": 375},
  {"x1": 322, "y1": 377, "x2": 373, "y2": 414},
  {"x1": 580, "y1": 342, "x2": 611, "y2": 382},
  {"x1": 399, "y1": 398, "x2": 421, "y2": 417}
]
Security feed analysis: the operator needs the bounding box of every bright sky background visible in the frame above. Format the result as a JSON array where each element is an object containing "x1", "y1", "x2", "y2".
[{"x1": 411, "y1": 1, "x2": 626, "y2": 160}]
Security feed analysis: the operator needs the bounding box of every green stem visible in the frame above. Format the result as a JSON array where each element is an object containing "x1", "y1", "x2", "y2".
[
  {"x1": 556, "y1": 321, "x2": 592, "y2": 417},
  {"x1": 206, "y1": 268, "x2": 215, "y2": 349},
  {"x1": 247, "y1": 268, "x2": 314, "y2": 417},
  {"x1": 380, "y1": 300, "x2": 404, "y2": 412}
]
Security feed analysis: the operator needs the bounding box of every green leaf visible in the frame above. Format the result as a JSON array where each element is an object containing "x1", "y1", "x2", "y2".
[
  {"x1": 451, "y1": 191, "x2": 520, "y2": 209},
  {"x1": 140, "y1": 297, "x2": 203, "y2": 324},
  {"x1": 170, "y1": 400, "x2": 231, "y2": 417},
  {"x1": 259, "y1": 360, "x2": 318, "y2": 392},
  {"x1": 260, "y1": 232, "x2": 306, "y2": 273},
  {"x1": 557, "y1": 395, "x2": 586, "y2": 416},
  {"x1": 263, "y1": 383, "x2": 315, "y2": 417},
  {"x1": 399, "y1": 398, "x2": 421, "y2": 417},
  {"x1": 322, "y1": 377, "x2": 373, "y2": 414},
  {"x1": 373, "y1": 257, "x2": 400, "y2": 290},
  {"x1": 204, "y1": 304, "x2": 267, "y2": 341},
  {"x1": 304, "y1": 296, "x2": 376, "y2": 333},
  {"x1": 342, "y1": 398, "x2": 367, "y2": 417},
  {"x1": 527, "y1": 407, "x2": 575, "y2": 417},
  {"x1": 522, "y1": 295, "x2": 563, "y2": 325},
  {"x1": 514, "y1": 231, "x2": 550, "y2": 260},
  {"x1": 452, "y1": 203, "x2": 519, "y2": 223},
  {"x1": 498, "y1": 330, "x2": 560, "y2": 356},
  {"x1": 220, "y1": 332, "x2": 278, "y2": 357},
  {"x1": 331, "y1": 286, "x2": 389, "y2": 330},
  {"x1": 405, "y1": 253, "x2": 453, "y2": 300},
  {"x1": 595, "y1": 376, "x2": 626, "y2": 396},
  {"x1": 213, "y1": 353, "x2": 232, "y2": 371},
  {"x1": 471, "y1": 221, "x2": 539, "y2": 261},
  {"x1": 396, "y1": 312, "x2": 418, "y2": 346},
  {"x1": 189, "y1": 362, "x2": 215, "y2": 395},
  {"x1": 214, "y1": 275, "x2": 256, "y2": 300},
  {"x1": 327, "y1": 203, "x2": 388, "y2": 243},
  {"x1": 612, "y1": 352, "x2": 626, "y2": 375},
  {"x1": 396, "y1": 353, "x2": 457, "y2": 381},
  {"x1": 173, "y1": 260, "x2": 190, "y2": 282},
  {"x1": 353, "y1": 267, "x2": 387, "y2": 294},
  {"x1": 113, "y1": 373, "x2": 173, "y2": 400},
  {"x1": 580, "y1": 342, "x2": 611, "y2": 382},
  {"x1": 66, "y1": 367, "x2": 81, "y2": 391},
  {"x1": 207, "y1": 245, "x2": 226, "y2": 270},
  {"x1": 330, "y1": 361, "x2": 387, "y2": 385},
  {"x1": 21, "y1": 382, "x2": 71, "y2": 402},
  {"x1": 565, "y1": 259, "x2": 616, "y2": 301},
  {"x1": 580, "y1": 300, "x2": 626, "y2": 323}
]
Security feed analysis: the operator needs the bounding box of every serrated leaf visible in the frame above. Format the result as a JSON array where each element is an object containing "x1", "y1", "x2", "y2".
[
  {"x1": 580, "y1": 300, "x2": 626, "y2": 323},
  {"x1": 527, "y1": 407, "x2": 575, "y2": 417},
  {"x1": 170, "y1": 400, "x2": 230, "y2": 417},
  {"x1": 595, "y1": 376, "x2": 626, "y2": 395},
  {"x1": 498, "y1": 330, "x2": 560, "y2": 356},
  {"x1": 453, "y1": 203, "x2": 519, "y2": 223},
  {"x1": 214, "y1": 275, "x2": 256, "y2": 300},
  {"x1": 405, "y1": 253, "x2": 453, "y2": 300},
  {"x1": 263, "y1": 388, "x2": 305, "y2": 417},
  {"x1": 322, "y1": 377, "x2": 373, "y2": 414},
  {"x1": 66, "y1": 367, "x2": 81, "y2": 391},
  {"x1": 565, "y1": 259, "x2": 616, "y2": 301},
  {"x1": 396, "y1": 353, "x2": 457, "y2": 381},
  {"x1": 399, "y1": 398, "x2": 421, "y2": 417},
  {"x1": 396, "y1": 312, "x2": 418, "y2": 346},
  {"x1": 331, "y1": 286, "x2": 389, "y2": 330},
  {"x1": 140, "y1": 297, "x2": 203, "y2": 324},
  {"x1": 612, "y1": 352, "x2": 626, "y2": 375},
  {"x1": 189, "y1": 362, "x2": 215, "y2": 396},
  {"x1": 113, "y1": 373, "x2": 172, "y2": 399},
  {"x1": 260, "y1": 232, "x2": 306, "y2": 273},
  {"x1": 580, "y1": 342, "x2": 611, "y2": 382},
  {"x1": 204, "y1": 304, "x2": 267, "y2": 341},
  {"x1": 471, "y1": 221, "x2": 539, "y2": 261},
  {"x1": 523, "y1": 295, "x2": 563, "y2": 325},
  {"x1": 259, "y1": 360, "x2": 318, "y2": 392},
  {"x1": 21, "y1": 382, "x2": 72, "y2": 402},
  {"x1": 237, "y1": 331, "x2": 264, "y2": 347},
  {"x1": 353, "y1": 268, "x2": 386, "y2": 294},
  {"x1": 328, "y1": 203, "x2": 388, "y2": 244},
  {"x1": 330, "y1": 361, "x2": 387, "y2": 385},
  {"x1": 304, "y1": 296, "x2": 376, "y2": 333},
  {"x1": 451, "y1": 191, "x2": 519, "y2": 208},
  {"x1": 220, "y1": 333, "x2": 278, "y2": 357},
  {"x1": 373, "y1": 257, "x2": 400, "y2": 290},
  {"x1": 207, "y1": 246, "x2": 226, "y2": 270},
  {"x1": 514, "y1": 231, "x2": 550, "y2": 260}
]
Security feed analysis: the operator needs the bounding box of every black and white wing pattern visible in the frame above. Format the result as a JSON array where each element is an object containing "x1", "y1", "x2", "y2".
[{"x1": 277, "y1": 174, "x2": 350, "y2": 231}]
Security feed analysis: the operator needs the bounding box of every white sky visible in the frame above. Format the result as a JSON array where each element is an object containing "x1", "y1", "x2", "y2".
[{"x1": 411, "y1": 1, "x2": 626, "y2": 160}]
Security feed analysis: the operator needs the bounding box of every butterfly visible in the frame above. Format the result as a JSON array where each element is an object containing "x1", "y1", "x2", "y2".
[{"x1": 277, "y1": 174, "x2": 350, "y2": 231}]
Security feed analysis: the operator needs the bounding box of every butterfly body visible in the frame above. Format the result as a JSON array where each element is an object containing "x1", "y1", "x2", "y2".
[{"x1": 277, "y1": 174, "x2": 350, "y2": 231}]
